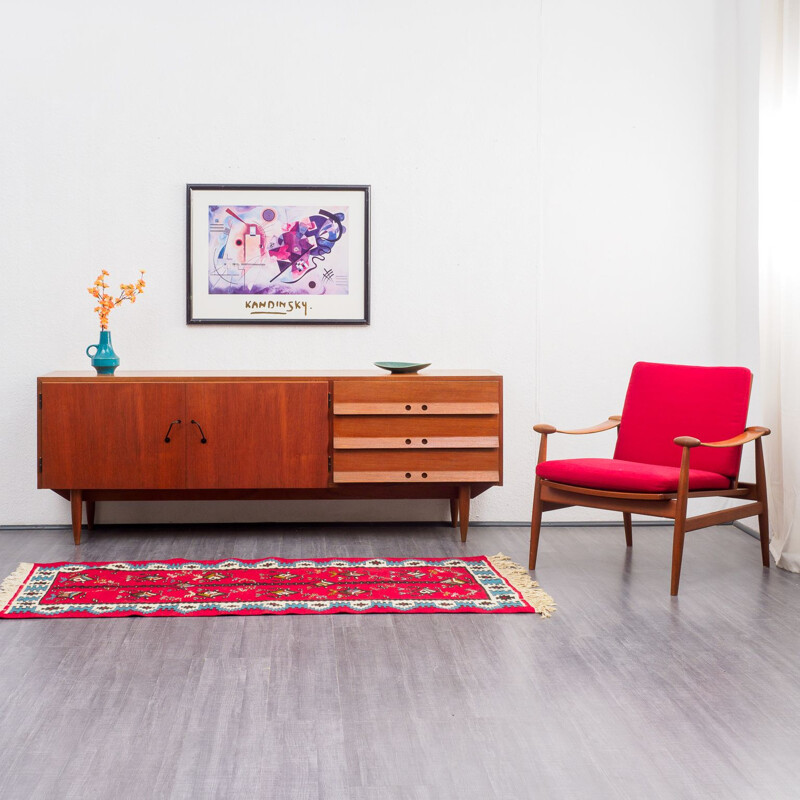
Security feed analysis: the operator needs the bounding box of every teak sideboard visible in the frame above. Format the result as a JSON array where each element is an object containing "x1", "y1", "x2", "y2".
[{"x1": 37, "y1": 371, "x2": 503, "y2": 544}]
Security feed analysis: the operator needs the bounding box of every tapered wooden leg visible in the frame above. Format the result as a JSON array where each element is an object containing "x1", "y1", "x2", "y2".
[
  {"x1": 449, "y1": 497, "x2": 459, "y2": 528},
  {"x1": 670, "y1": 517, "x2": 686, "y2": 596},
  {"x1": 529, "y1": 476, "x2": 544, "y2": 569},
  {"x1": 755, "y1": 438, "x2": 770, "y2": 568},
  {"x1": 70, "y1": 489, "x2": 83, "y2": 545},
  {"x1": 671, "y1": 446, "x2": 692, "y2": 596},
  {"x1": 86, "y1": 500, "x2": 96, "y2": 530},
  {"x1": 458, "y1": 485, "x2": 470, "y2": 542},
  {"x1": 758, "y1": 509, "x2": 770, "y2": 567},
  {"x1": 623, "y1": 512, "x2": 633, "y2": 547}
]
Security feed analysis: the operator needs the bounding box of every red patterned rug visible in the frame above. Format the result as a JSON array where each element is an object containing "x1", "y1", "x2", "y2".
[{"x1": 0, "y1": 554, "x2": 554, "y2": 619}]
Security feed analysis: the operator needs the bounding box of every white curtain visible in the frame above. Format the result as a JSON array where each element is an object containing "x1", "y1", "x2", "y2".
[{"x1": 760, "y1": 0, "x2": 800, "y2": 571}]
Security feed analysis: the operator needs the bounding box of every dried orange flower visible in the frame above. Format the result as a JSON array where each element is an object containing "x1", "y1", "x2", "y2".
[{"x1": 88, "y1": 269, "x2": 146, "y2": 330}]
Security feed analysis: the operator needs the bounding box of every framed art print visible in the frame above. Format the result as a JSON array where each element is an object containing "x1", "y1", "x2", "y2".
[{"x1": 187, "y1": 184, "x2": 370, "y2": 324}]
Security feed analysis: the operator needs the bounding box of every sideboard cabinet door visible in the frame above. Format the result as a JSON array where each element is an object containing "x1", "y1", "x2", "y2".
[
  {"x1": 40, "y1": 382, "x2": 187, "y2": 489},
  {"x1": 184, "y1": 382, "x2": 330, "y2": 489}
]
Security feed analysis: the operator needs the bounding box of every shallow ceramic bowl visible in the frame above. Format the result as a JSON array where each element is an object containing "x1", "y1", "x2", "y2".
[{"x1": 374, "y1": 362, "x2": 432, "y2": 374}]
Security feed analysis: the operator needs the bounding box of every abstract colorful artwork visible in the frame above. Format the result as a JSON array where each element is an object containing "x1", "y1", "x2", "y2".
[
  {"x1": 208, "y1": 205, "x2": 349, "y2": 295},
  {"x1": 187, "y1": 185, "x2": 369, "y2": 324},
  {"x1": 0, "y1": 555, "x2": 555, "y2": 618}
]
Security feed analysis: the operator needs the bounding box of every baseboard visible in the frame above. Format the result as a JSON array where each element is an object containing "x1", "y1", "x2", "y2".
[
  {"x1": 0, "y1": 524, "x2": 75, "y2": 530},
  {"x1": 733, "y1": 520, "x2": 759, "y2": 539},
  {"x1": 2, "y1": 519, "x2": 691, "y2": 531}
]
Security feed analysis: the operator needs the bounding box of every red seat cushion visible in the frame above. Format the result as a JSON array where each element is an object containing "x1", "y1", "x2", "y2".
[
  {"x1": 614, "y1": 362, "x2": 751, "y2": 478},
  {"x1": 536, "y1": 458, "x2": 731, "y2": 493}
]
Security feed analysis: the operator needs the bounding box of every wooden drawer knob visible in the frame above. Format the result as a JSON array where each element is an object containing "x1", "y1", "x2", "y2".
[
  {"x1": 405, "y1": 472, "x2": 412, "y2": 478},
  {"x1": 421, "y1": 404, "x2": 428, "y2": 411},
  {"x1": 405, "y1": 405, "x2": 411, "y2": 411},
  {"x1": 421, "y1": 472, "x2": 428, "y2": 478},
  {"x1": 421, "y1": 438, "x2": 428, "y2": 444},
  {"x1": 405, "y1": 438, "x2": 412, "y2": 445}
]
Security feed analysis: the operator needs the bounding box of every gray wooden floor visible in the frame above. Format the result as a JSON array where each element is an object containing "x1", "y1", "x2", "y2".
[{"x1": 0, "y1": 521, "x2": 798, "y2": 799}]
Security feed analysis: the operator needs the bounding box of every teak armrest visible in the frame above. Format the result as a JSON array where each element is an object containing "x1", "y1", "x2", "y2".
[
  {"x1": 673, "y1": 426, "x2": 771, "y2": 449},
  {"x1": 533, "y1": 416, "x2": 621, "y2": 436},
  {"x1": 533, "y1": 416, "x2": 621, "y2": 464}
]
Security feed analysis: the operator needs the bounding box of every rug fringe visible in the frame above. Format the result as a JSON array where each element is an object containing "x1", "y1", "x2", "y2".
[
  {"x1": 0, "y1": 563, "x2": 34, "y2": 611},
  {"x1": 487, "y1": 553, "x2": 556, "y2": 617}
]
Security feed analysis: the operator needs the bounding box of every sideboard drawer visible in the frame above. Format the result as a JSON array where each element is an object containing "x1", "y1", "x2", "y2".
[
  {"x1": 333, "y1": 380, "x2": 499, "y2": 415},
  {"x1": 333, "y1": 449, "x2": 500, "y2": 484},
  {"x1": 334, "y1": 436, "x2": 499, "y2": 450},
  {"x1": 333, "y1": 470, "x2": 501, "y2": 483},
  {"x1": 333, "y1": 414, "x2": 499, "y2": 449}
]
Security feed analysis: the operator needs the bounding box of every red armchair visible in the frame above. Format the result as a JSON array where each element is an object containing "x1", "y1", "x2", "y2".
[{"x1": 529, "y1": 362, "x2": 770, "y2": 595}]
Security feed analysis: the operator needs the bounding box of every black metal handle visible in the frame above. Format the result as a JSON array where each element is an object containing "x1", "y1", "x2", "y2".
[
  {"x1": 191, "y1": 419, "x2": 208, "y2": 444},
  {"x1": 164, "y1": 419, "x2": 181, "y2": 443}
]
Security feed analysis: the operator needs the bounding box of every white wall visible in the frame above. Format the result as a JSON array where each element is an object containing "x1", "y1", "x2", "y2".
[
  {"x1": 0, "y1": 0, "x2": 745, "y2": 527},
  {"x1": 537, "y1": 0, "x2": 743, "y2": 519},
  {"x1": 736, "y1": 0, "x2": 762, "y2": 378},
  {"x1": 734, "y1": 0, "x2": 763, "y2": 490}
]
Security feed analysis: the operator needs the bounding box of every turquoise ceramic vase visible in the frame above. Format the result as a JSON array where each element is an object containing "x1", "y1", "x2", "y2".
[{"x1": 86, "y1": 330, "x2": 120, "y2": 375}]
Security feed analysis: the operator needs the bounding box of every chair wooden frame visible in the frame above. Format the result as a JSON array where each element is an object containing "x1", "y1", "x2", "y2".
[{"x1": 529, "y1": 416, "x2": 771, "y2": 595}]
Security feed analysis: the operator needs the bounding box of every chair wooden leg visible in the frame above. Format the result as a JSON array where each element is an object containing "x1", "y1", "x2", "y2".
[
  {"x1": 671, "y1": 446, "x2": 692, "y2": 596},
  {"x1": 449, "y1": 498, "x2": 459, "y2": 528},
  {"x1": 70, "y1": 489, "x2": 83, "y2": 546},
  {"x1": 458, "y1": 485, "x2": 470, "y2": 542},
  {"x1": 758, "y1": 508, "x2": 770, "y2": 567},
  {"x1": 529, "y1": 476, "x2": 544, "y2": 569},
  {"x1": 755, "y1": 438, "x2": 770, "y2": 568},
  {"x1": 670, "y1": 516, "x2": 686, "y2": 596},
  {"x1": 623, "y1": 512, "x2": 633, "y2": 547}
]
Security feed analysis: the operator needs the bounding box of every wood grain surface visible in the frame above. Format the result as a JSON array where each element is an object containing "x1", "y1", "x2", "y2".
[
  {"x1": 0, "y1": 522, "x2": 795, "y2": 799},
  {"x1": 333, "y1": 415, "x2": 500, "y2": 438},
  {"x1": 333, "y1": 449, "x2": 499, "y2": 472},
  {"x1": 184, "y1": 382, "x2": 329, "y2": 489},
  {"x1": 40, "y1": 382, "x2": 187, "y2": 490},
  {"x1": 332, "y1": 471, "x2": 500, "y2": 484},
  {"x1": 333, "y1": 436, "x2": 499, "y2": 450},
  {"x1": 39, "y1": 374, "x2": 503, "y2": 543},
  {"x1": 40, "y1": 370, "x2": 502, "y2": 380}
]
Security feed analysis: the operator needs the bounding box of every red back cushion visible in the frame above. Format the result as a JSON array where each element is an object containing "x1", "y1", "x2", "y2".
[{"x1": 613, "y1": 362, "x2": 751, "y2": 478}]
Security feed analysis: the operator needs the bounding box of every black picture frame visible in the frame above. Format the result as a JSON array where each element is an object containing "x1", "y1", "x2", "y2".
[{"x1": 186, "y1": 184, "x2": 370, "y2": 324}]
